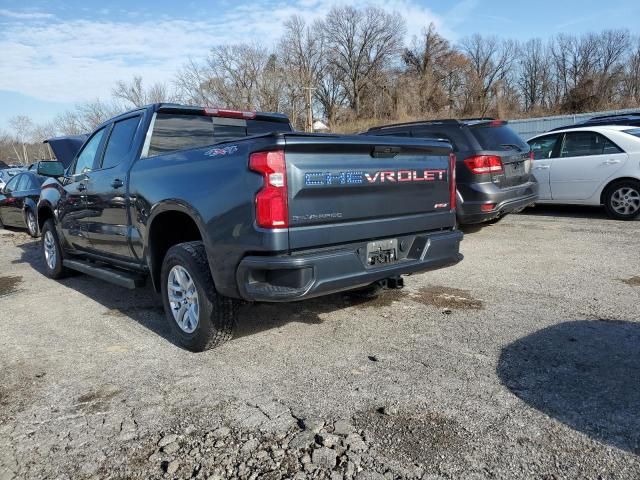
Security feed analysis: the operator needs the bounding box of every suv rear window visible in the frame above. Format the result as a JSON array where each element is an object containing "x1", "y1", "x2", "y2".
[
  {"x1": 470, "y1": 124, "x2": 528, "y2": 151},
  {"x1": 147, "y1": 114, "x2": 292, "y2": 157},
  {"x1": 411, "y1": 127, "x2": 471, "y2": 152}
]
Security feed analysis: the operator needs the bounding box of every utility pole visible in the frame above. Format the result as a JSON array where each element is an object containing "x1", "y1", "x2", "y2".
[{"x1": 302, "y1": 86, "x2": 316, "y2": 133}]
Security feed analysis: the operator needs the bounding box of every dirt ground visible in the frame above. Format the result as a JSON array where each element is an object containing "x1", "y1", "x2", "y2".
[{"x1": 0, "y1": 205, "x2": 639, "y2": 480}]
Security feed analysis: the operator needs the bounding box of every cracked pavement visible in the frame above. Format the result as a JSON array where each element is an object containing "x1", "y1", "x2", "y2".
[{"x1": 0, "y1": 205, "x2": 639, "y2": 479}]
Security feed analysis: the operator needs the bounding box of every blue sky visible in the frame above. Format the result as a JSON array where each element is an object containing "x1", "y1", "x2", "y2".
[{"x1": 1, "y1": 0, "x2": 639, "y2": 129}]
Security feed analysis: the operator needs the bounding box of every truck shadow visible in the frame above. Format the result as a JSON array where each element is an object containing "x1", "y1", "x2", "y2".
[
  {"x1": 11, "y1": 237, "x2": 379, "y2": 347},
  {"x1": 497, "y1": 320, "x2": 640, "y2": 454}
]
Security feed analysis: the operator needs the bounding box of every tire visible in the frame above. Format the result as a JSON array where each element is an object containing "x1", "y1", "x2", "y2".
[
  {"x1": 41, "y1": 219, "x2": 70, "y2": 279},
  {"x1": 603, "y1": 180, "x2": 640, "y2": 220},
  {"x1": 160, "y1": 241, "x2": 238, "y2": 352},
  {"x1": 25, "y1": 209, "x2": 38, "y2": 237}
]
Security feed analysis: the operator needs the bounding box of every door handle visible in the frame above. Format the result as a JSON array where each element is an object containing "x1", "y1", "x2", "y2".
[
  {"x1": 602, "y1": 159, "x2": 621, "y2": 165},
  {"x1": 534, "y1": 165, "x2": 550, "y2": 170},
  {"x1": 111, "y1": 179, "x2": 124, "y2": 189},
  {"x1": 78, "y1": 183, "x2": 87, "y2": 191}
]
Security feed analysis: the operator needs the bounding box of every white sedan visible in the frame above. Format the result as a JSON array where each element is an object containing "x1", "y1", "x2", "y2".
[{"x1": 527, "y1": 126, "x2": 640, "y2": 220}]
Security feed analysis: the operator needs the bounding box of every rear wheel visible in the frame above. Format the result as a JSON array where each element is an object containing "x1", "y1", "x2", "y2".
[
  {"x1": 40, "y1": 219, "x2": 70, "y2": 279},
  {"x1": 604, "y1": 180, "x2": 640, "y2": 220},
  {"x1": 161, "y1": 241, "x2": 238, "y2": 352},
  {"x1": 25, "y1": 209, "x2": 38, "y2": 237}
]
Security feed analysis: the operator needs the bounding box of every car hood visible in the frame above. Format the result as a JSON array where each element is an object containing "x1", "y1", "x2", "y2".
[{"x1": 44, "y1": 134, "x2": 89, "y2": 168}]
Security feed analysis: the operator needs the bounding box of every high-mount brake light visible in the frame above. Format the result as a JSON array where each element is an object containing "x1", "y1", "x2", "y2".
[
  {"x1": 204, "y1": 107, "x2": 257, "y2": 119},
  {"x1": 463, "y1": 155, "x2": 504, "y2": 175},
  {"x1": 449, "y1": 153, "x2": 457, "y2": 211},
  {"x1": 249, "y1": 150, "x2": 288, "y2": 228},
  {"x1": 489, "y1": 120, "x2": 505, "y2": 127}
]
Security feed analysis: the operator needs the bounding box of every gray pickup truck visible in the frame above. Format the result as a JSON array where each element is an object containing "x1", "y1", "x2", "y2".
[{"x1": 37, "y1": 104, "x2": 463, "y2": 351}]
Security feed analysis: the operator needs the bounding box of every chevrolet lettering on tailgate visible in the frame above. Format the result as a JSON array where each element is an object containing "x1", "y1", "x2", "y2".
[{"x1": 304, "y1": 169, "x2": 448, "y2": 186}]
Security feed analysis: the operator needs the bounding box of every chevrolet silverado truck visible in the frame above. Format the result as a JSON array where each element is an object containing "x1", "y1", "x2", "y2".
[{"x1": 36, "y1": 104, "x2": 463, "y2": 351}]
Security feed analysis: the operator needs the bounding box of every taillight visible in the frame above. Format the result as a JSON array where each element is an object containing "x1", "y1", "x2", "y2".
[
  {"x1": 463, "y1": 155, "x2": 504, "y2": 174},
  {"x1": 249, "y1": 150, "x2": 288, "y2": 228},
  {"x1": 204, "y1": 107, "x2": 256, "y2": 119},
  {"x1": 529, "y1": 151, "x2": 535, "y2": 161},
  {"x1": 449, "y1": 153, "x2": 457, "y2": 211}
]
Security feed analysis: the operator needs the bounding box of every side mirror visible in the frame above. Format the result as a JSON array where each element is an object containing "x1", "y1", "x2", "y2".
[{"x1": 37, "y1": 160, "x2": 65, "y2": 178}]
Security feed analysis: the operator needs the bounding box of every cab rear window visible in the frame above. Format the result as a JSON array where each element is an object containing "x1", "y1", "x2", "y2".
[
  {"x1": 470, "y1": 124, "x2": 528, "y2": 151},
  {"x1": 147, "y1": 114, "x2": 292, "y2": 157}
]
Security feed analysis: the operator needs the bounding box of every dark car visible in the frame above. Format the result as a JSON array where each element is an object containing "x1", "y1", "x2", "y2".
[
  {"x1": 362, "y1": 119, "x2": 539, "y2": 225},
  {"x1": 549, "y1": 112, "x2": 640, "y2": 132},
  {"x1": 0, "y1": 170, "x2": 45, "y2": 237}
]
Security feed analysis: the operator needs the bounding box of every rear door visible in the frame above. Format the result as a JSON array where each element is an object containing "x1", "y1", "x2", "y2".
[
  {"x1": 83, "y1": 114, "x2": 142, "y2": 259},
  {"x1": 528, "y1": 133, "x2": 562, "y2": 200},
  {"x1": 284, "y1": 135, "x2": 454, "y2": 250},
  {"x1": 550, "y1": 131, "x2": 627, "y2": 201}
]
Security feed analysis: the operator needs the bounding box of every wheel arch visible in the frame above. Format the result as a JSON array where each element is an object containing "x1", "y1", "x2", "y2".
[
  {"x1": 599, "y1": 176, "x2": 640, "y2": 205},
  {"x1": 146, "y1": 202, "x2": 208, "y2": 292}
]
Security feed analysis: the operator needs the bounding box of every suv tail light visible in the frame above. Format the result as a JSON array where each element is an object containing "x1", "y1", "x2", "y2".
[
  {"x1": 463, "y1": 155, "x2": 504, "y2": 174},
  {"x1": 249, "y1": 150, "x2": 288, "y2": 228},
  {"x1": 449, "y1": 153, "x2": 457, "y2": 211}
]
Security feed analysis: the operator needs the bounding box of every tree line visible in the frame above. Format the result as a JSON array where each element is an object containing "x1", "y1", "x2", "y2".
[{"x1": 2, "y1": 5, "x2": 640, "y2": 164}]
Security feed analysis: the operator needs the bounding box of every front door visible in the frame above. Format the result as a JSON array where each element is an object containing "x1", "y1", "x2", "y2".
[
  {"x1": 550, "y1": 131, "x2": 627, "y2": 201},
  {"x1": 59, "y1": 127, "x2": 108, "y2": 251},
  {"x1": 83, "y1": 115, "x2": 141, "y2": 260}
]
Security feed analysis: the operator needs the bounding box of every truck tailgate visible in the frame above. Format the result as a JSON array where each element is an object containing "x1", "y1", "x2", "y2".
[{"x1": 284, "y1": 134, "x2": 455, "y2": 250}]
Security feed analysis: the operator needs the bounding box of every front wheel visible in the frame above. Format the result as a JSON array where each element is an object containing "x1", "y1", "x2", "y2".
[
  {"x1": 40, "y1": 219, "x2": 70, "y2": 279},
  {"x1": 161, "y1": 241, "x2": 238, "y2": 352},
  {"x1": 604, "y1": 180, "x2": 640, "y2": 220}
]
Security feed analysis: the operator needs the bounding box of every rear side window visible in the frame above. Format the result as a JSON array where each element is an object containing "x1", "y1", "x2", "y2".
[
  {"x1": 560, "y1": 132, "x2": 623, "y2": 157},
  {"x1": 147, "y1": 114, "x2": 292, "y2": 157},
  {"x1": 16, "y1": 174, "x2": 30, "y2": 192},
  {"x1": 623, "y1": 128, "x2": 640, "y2": 139},
  {"x1": 470, "y1": 124, "x2": 528, "y2": 151},
  {"x1": 411, "y1": 127, "x2": 470, "y2": 152},
  {"x1": 529, "y1": 134, "x2": 561, "y2": 160},
  {"x1": 101, "y1": 116, "x2": 141, "y2": 169}
]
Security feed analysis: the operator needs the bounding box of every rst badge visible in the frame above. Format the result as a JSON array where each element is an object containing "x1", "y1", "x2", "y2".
[{"x1": 304, "y1": 169, "x2": 448, "y2": 186}]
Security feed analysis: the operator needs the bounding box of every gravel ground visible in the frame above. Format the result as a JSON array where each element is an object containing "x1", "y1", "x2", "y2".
[{"x1": 0, "y1": 205, "x2": 639, "y2": 480}]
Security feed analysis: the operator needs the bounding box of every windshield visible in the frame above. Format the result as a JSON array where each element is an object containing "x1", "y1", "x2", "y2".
[{"x1": 470, "y1": 124, "x2": 529, "y2": 151}]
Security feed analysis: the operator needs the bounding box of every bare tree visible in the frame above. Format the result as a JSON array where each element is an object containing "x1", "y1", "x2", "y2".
[
  {"x1": 7, "y1": 115, "x2": 34, "y2": 164},
  {"x1": 460, "y1": 34, "x2": 516, "y2": 115},
  {"x1": 280, "y1": 16, "x2": 325, "y2": 131},
  {"x1": 403, "y1": 23, "x2": 464, "y2": 113},
  {"x1": 517, "y1": 38, "x2": 552, "y2": 111},
  {"x1": 112, "y1": 76, "x2": 176, "y2": 108},
  {"x1": 322, "y1": 6, "x2": 405, "y2": 117}
]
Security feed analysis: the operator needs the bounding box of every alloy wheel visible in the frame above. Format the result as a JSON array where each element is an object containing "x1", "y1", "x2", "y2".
[
  {"x1": 611, "y1": 187, "x2": 640, "y2": 216},
  {"x1": 167, "y1": 265, "x2": 200, "y2": 334}
]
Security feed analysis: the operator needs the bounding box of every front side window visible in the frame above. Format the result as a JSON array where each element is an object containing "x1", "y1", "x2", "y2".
[
  {"x1": 101, "y1": 116, "x2": 141, "y2": 169},
  {"x1": 561, "y1": 132, "x2": 623, "y2": 158},
  {"x1": 529, "y1": 134, "x2": 561, "y2": 160},
  {"x1": 73, "y1": 128, "x2": 106, "y2": 175}
]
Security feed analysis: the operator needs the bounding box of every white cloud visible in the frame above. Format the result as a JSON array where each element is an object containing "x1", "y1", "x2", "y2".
[
  {"x1": 0, "y1": 1, "x2": 450, "y2": 104},
  {"x1": 0, "y1": 8, "x2": 53, "y2": 19}
]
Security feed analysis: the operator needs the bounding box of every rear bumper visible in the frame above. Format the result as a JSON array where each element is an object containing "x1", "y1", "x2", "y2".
[
  {"x1": 236, "y1": 230, "x2": 463, "y2": 302},
  {"x1": 457, "y1": 181, "x2": 539, "y2": 225}
]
